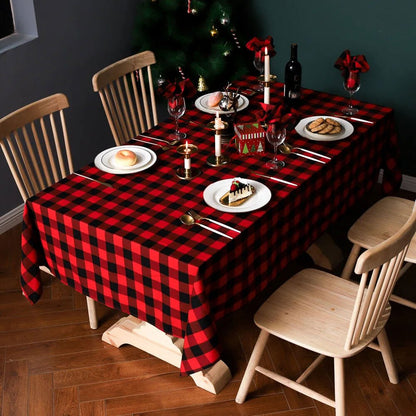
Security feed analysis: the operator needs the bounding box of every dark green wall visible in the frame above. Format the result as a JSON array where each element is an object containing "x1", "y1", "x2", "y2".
[{"x1": 251, "y1": 0, "x2": 415, "y2": 176}]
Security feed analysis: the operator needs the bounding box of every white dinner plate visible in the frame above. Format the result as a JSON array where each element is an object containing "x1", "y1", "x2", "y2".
[
  {"x1": 94, "y1": 145, "x2": 157, "y2": 174},
  {"x1": 295, "y1": 116, "x2": 354, "y2": 142},
  {"x1": 203, "y1": 178, "x2": 271, "y2": 213},
  {"x1": 195, "y1": 92, "x2": 249, "y2": 115}
]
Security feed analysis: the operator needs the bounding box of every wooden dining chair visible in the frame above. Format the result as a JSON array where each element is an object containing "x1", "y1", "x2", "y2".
[
  {"x1": 0, "y1": 93, "x2": 98, "y2": 329},
  {"x1": 236, "y1": 203, "x2": 416, "y2": 416},
  {"x1": 92, "y1": 50, "x2": 158, "y2": 146},
  {"x1": 341, "y1": 196, "x2": 416, "y2": 310}
]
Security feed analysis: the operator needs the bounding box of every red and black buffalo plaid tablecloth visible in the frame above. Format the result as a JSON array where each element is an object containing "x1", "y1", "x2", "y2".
[{"x1": 20, "y1": 76, "x2": 401, "y2": 375}]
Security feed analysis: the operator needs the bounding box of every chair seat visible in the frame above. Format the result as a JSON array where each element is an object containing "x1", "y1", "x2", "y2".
[
  {"x1": 255, "y1": 268, "x2": 390, "y2": 358},
  {"x1": 348, "y1": 197, "x2": 416, "y2": 263}
]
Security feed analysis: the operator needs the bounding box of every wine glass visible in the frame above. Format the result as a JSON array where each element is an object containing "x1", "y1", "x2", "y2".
[
  {"x1": 265, "y1": 125, "x2": 286, "y2": 169},
  {"x1": 253, "y1": 55, "x2": 264, "y2": 92},
  {"x1": 342, "y1": 71, "x2": 361, "y2": 116},
  {"x1": 167, "y1": 96, "x2": 187, "y2": 140}
]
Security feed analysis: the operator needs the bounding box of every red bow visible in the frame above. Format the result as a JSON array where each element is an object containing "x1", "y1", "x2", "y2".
[
  {"x1": 158, "y1": 78, "x2": 197, "y2": 99},
  {"x1": 246, "y1": 36, "x2": 276, "y2": 62},
  {"x1": 254, "y1": 103, "x2": 299, "y2": 125},
  {"x1": 334, "y1": 50, "x2": 370, "y2": 75}
]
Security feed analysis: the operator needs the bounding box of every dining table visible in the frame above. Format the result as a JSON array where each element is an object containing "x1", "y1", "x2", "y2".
[{"x1": 20, "y1": 75, "x2": 402, "y2": 393}]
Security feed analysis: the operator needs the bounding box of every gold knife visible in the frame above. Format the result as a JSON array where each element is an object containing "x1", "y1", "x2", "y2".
[{"x1": 73, "y1": 172, "x2": 114, "y2": 188}]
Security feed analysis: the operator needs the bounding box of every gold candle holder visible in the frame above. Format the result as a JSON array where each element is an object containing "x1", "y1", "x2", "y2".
[
  {"x1": 258, "y1": 74, "x2": 278, "y2": 88},
  {"x1": 207, "y1": 119, "x2": 229, "y2": 167},
  {"x1": 176, "y1": 143, "x2": 201, "y2": 180}
]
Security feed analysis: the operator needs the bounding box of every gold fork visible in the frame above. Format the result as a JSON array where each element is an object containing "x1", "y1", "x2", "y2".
[
  {"x1": 132, "y1": 138, "x2": 171, "y2": 151},
  {"x1": 187, "y1": 209, "x2": 241, "y2": 233}
]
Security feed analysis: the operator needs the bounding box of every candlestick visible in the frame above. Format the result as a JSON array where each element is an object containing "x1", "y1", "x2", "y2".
[
  {"x1": 214, "y1": 112, "x2": 222, "y2": 157},
  {"x1": 176, "y1": 143, "x2": 200, "y2": 180},
  {"x1": 264, "y1": 86, "x2": 270, "y2": 104},
  {"x1": 207, "y1": 114, "x2": 229, "y2": 167}
]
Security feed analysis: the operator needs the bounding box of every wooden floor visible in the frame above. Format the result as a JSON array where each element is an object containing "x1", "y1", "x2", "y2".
[{"x1": 1, "y1": 190, "x2": 416, "y2": 415}]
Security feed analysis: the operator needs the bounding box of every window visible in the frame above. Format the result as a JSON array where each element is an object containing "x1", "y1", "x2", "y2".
[
  {"x1": 0, "y1": 0, "x2": 14, "y2": 38},
  {"x1": 0, "y1": 0, "x2": 38, "y2": 55}
]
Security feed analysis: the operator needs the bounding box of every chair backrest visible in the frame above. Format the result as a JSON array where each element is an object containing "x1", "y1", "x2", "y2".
[
  {"x1": 92, "y1": 50, "x2": 158, "y2": 146},
  {"x1": 0, "y1": 93, "x2": 73, "y2": 201},
  {"x1": 345, "y1": 200, "x2": 416, "y2": 350}
]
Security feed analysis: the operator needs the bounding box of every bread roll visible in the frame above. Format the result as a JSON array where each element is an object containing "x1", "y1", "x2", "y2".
[
  {"x1": 208, "y1": 91, "x2": 223, "y2": 107},
  {"x1": 114, "y1": 149, "x2": 137, "y2": 167}
]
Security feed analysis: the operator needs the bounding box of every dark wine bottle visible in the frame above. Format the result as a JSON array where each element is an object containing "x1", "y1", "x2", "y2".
[{"x1": 284, "y1": 43, "x2": 302, "y2": 107}]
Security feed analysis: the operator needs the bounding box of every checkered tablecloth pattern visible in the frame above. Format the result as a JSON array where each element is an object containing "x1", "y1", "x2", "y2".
[{"x1": 20, "y1": 76, "x2": 401, "y2": 375}]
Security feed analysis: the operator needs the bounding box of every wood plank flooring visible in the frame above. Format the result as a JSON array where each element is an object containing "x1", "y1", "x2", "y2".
[{"x1": 1, "y1": 190, "x2": 416, "y2": 415}]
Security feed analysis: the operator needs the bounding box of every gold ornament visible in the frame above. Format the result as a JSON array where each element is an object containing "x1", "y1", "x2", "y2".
[
  {"x1": 191, "y1": 8, "x2": 198, "y2": 15},
  {"x1": 210, "y1": 25, "x2": 219, "y2": 38},
  {"x1": 197, "y1": 75, "x2": 208, "y2": 92}
]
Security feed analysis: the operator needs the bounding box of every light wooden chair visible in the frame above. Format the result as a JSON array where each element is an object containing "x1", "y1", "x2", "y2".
[
  {"x1": 0, "y1": 93, "x2": 98, "y2": 329},
  {"x1": 341, "y1": 196, "x2": 416, "y2": 310},
  {"x1": 236, "y1": 203, "x2": 416, "y2": 416},
  {"x1": 92, "y1": 50, "x2": 158, "y2": 146}
]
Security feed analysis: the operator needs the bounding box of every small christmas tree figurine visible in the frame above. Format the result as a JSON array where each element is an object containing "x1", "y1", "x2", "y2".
[{"x1": 133, "y1": 0, "x2": 257, "y2": 89}]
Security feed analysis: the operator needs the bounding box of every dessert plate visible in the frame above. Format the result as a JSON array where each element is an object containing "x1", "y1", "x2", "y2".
[
  {"x1": 94, "y1": 145, "x2": 157, "y2": 174},
  {"x1": 195, "y1": 92, "x2": 249, "y2": 115},
  {"x1": 295, "y1": 116, "x2": 354, "y2": 142},
  {"x1": 203, "y1": 178, "x2": 271, "y2": 213}
]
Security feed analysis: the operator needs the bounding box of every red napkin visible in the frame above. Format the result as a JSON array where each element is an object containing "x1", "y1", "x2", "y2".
[
  {"x1": 246, "y1": 36, "x2": 276, "y2": 61},
  {"x1": 158, "y1": 78, "x2": 197, "y2": 99},
  {"x1": 334, "y1": 50, "x2": 370, "y2": 76},
  {"x1": 254, "y1": 103, "x2": 299, "y2": 125}
]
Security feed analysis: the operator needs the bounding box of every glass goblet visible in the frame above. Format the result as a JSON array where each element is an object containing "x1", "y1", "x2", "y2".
[
  {"x1": 265, "y1": 125, "x2": 286, "y2": 170},
  {"x1": 167, "y1": 96, "x2": 187, "y2": 140},
  {"x1": 253, "y1": 55, "x2": 264, "y2": 92},
  {"x1": 342, "y1": 71, "x2": 361, "y2": 116}
]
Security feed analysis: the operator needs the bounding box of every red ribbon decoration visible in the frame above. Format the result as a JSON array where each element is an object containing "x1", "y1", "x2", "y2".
[
  {"x1": 334, "y1": 50, "x2": 370, "y2": 76},
  {"x1": 254, "y1": 103, "x2": 300, "y2": 126},
  {"x1": 158, "y1": 78, "x2": 197, "y2": 99},
  {"x1": 246, "y1": 36, "x2": 276, "y2": 62}
]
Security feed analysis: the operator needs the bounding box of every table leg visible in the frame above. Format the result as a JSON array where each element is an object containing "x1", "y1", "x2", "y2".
[{"x1": 102, "y1": 315, "x2": 231, "y2": 394}]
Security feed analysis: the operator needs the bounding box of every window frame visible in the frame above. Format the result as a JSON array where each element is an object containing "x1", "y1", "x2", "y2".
[{"x1": 0, "y1": 0, "x2": 38, "y2": 55}]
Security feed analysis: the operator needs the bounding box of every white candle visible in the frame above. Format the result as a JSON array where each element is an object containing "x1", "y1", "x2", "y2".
[
  {"x1": 264, "y1": 86, "x2": 270, "y2": 104},
  {"x1": 264, "y1": 46, "x2": 270, "y2": 82},
  {"x1": 214, "y1": 113, "x2": 222, "y2": 157},
  {"x1": 184, "y1": 141, "x2": 191, "y2": 169},
  {"x1": 215, "y1": 133, "x2": 221, "y2": 157},
  {"x1": 184, "y1": 154, "x2": 191, "y2": 170}
]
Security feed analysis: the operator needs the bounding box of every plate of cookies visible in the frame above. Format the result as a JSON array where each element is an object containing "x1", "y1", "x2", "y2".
[
  {"x1": 94, "y1": 145, "x2": 157, "y2": 174},
  {"x1": 295, "y1": 116, "x2": 354, "y2": 141}
]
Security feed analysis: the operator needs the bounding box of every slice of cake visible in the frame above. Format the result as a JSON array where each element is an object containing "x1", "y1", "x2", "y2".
[{"x1": 220, "y1": 178, "x2": 255, "y2": 206}]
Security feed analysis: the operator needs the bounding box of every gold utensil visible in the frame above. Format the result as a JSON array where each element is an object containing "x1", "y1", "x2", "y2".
[
  {"x1": 132, "y1": 138, "x2": 171, "y2": 150},
  {"x1": 280, "y1": 143, "x2": 331, "y2": 160},
  {"x1": 334, "y1": 115, "x2": 374, "y2": 124},
  {"x1": 73, "y1": 172, "x2": 114, "y2": 188},
  {"x1": 138, "y1": 134, "x2": 180, "y2": 145},
  {"x1": 254, "y1": 173, "x2": 298, "y2": 187},
  {"x1": 279, "y1": 144, "x2": 325, "y2": 164},
  {"x1": 180, "y1": 214, "x2": 233, "y2": 239},
  {"x1": 187, "y1": 209, "x2": 241, "y2": 233}
]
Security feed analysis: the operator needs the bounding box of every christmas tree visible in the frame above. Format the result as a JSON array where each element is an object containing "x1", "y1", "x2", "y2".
[{"x1": 132, "y1": 0, "x2": 259, "y2": 91}]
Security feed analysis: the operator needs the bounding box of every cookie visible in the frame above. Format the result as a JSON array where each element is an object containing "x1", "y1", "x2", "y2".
[{"x1": 308, "y1": 117, "x2": 325, "y2": 130}]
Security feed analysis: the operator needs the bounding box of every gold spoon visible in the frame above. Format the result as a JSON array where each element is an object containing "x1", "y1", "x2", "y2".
[
  {"x1": 280, "y1": 142, "x2": 331, "y2": 160},
  {"x1": 279, "y1": 143, "x2": 325, "y2": 164},
  {"x1": 180, "y1": 214, "x2": 232, "y2": 239}
]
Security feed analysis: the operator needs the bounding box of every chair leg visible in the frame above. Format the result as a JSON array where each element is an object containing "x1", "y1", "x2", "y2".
[
  {"x1": 341, "y1": 244, "x2": 361, "y2": 280},
  {"x1": 334, "y1": 357, "x2": 345, "y2": 416},
  {"x1": 377, "y1": 328, "x2": 399, "y2": 384},
  {"x1": 86, "y1": 296, "x2": 98, "y2": 329},
  {"x1": 235, "y1": 329, "x2": 269, "y2": 404}
]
